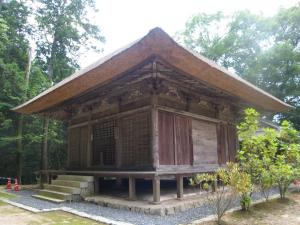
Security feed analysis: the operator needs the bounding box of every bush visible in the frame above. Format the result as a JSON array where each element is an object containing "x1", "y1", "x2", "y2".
[
  {"x1": 190, "y1": 163, "x2": 252, "y2": 224},
  {"x1": 237, "y1": 108, "x2": 300, "y2": 200}
]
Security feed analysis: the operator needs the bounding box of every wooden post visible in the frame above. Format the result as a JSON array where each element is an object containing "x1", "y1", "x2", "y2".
[
  {"x1": 40, "y1": 116, "x2": 49, "y2": 187},
  {"x1": 151, "y1": 103, "x2": 159, "y2": 169},
  {"x1": 176, "y1": 175, "x2": 183, "y2": 199},
  {"x1": 152, "y1": 175, "x2": 160, "y2": 204},
  {"x1": 94, "y1": 177, "x2": 100, "y2": 194},
  {"x1": 86, "y1": 114, "x2": 92, "y2": 167},
  {"x1": 128, "y1": 176, "x2": 136, "y2": 200}
]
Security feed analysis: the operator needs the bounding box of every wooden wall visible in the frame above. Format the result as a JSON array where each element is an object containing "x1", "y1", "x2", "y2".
[
  {"x1": 66, "y1": 59, "x2": 240, "y2": 171},
  {"x1": 157, "y1": 109, "x2": 238, "y2": 169},
  {"x1": 192, "y1": 119, "x2": 218, "y2": 165},
  {"x1": 68, "y1": 110, "x2": 151, "y2": 170}
]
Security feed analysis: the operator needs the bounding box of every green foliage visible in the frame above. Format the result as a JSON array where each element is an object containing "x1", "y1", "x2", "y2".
[
  {"x1": 0, "y1": 0, "x2": 105, "y2": 183},
  {"x1": 190, "y1": 163, "x2": 252, "y2": 223},
  {"x1": 237, "y1": 108, "x2": 300, "y2": 200},
  {"x1": 177, "y1": 4, "x2": 300, "y2": 129},
  {"x1": 35, "y1": 0, "x2": 105, "y2": 82},
  {"x1": 270, "y1": 155, "x2": 294, "y2": 199}
]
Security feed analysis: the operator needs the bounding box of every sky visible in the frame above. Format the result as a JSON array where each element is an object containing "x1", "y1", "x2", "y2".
[{"x1": 80, "y1": 0, "x2": 299, "y2": 67}]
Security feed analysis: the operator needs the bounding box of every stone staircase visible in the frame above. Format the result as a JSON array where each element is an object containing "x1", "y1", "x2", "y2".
[{"x1": 33, "y1": 175, "x2": 94, "y2": 203}]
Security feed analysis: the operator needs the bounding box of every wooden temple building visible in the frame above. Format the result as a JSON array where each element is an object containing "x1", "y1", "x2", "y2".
[{"x1": 13, "y1": 28, "x2": 291, "y2": 203}]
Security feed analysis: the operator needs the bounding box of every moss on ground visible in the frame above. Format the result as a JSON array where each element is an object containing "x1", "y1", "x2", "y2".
[
  {"x1": 35, "y1": 211, "x2": 104, "y2": 225},
  {"x1": 0, "y1": 190, "x2": 17, "y2": 199},
  {"x1": 199, "y1": 192, "x2": 300, "y2": 225}
]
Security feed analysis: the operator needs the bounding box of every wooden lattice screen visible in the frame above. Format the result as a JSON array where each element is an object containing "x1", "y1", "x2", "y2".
[
  {"x1": 92, "y1": 120, "x2": 115, "y2": 166},
  {"x1": 120, "y1": 112, "x2": 150, "y2": 167}
]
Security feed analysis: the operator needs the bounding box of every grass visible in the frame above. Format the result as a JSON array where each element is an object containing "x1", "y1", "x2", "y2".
[
  {"x1": 31, "y1": 211, "x2": 104, "y2": 225},
  {"x1": 198, "y1": 192, "x2": 300, "y2": 225},
  {"x1": 0, "y1": 190, "x2": 17, "y2": 199},
  {"x1": 0, "y1": 202, "x2": 106, "y2": 225},
  {"x1": 0, "y1": 186, "x2": 105, "y2": 224}
]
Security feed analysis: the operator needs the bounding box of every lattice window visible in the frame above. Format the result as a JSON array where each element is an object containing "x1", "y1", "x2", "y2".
[
  {"x1": 121, "y1": 112, "x2": 150, "y2": 167},
  {"x1": 92, "y1": 120, "x2": 115, "y2": 166}
]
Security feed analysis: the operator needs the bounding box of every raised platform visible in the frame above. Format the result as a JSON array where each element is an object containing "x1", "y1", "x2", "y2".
[{"x1": 37, "y1": 168, "x2": 218, "y2": 204}]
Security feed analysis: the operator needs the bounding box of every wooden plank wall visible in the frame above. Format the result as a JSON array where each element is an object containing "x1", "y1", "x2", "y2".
[
  {"x1": 68, "y1": 110, "x2": 152, "y2": 170},
  {"x1": 192, "y1": 120, "x2": 218, "y2": 165},
  {"x1": 158, "y1": 109, "x2": 237, "y2": 167}
]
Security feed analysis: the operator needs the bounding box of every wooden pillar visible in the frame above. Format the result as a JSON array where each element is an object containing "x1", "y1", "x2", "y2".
[
  {"x1": 86, "y1": 114, "x2": 92, "y2": 167},
  {"x1": 152, "y1": 175, "x2": 160, "y2": 204},
  {"x1": 128, "y1": 176, "x2": 136, "y2": 200},
  {"x1": 94, "y1": 177, "x2": 100, "y2": 193},
  {"x1": 176, "y1": 175, "x2": 183, "y2": 199},
  {"x1": 151, "y1": 106, "x2": 159, "y2": 169}
]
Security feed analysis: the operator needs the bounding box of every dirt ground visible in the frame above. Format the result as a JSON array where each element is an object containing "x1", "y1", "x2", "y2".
[{"x1": 198, "y1": 191, "x2": 300, "y2": 225}]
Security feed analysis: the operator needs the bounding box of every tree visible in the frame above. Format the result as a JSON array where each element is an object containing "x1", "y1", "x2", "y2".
[
  {"x1": 176, "y1": 5, "x2": 300, "y2": 129},
  {"x1": 237, "y1": 108, "x2": 300, "y2": 200},
  {"x1": 0, "y1": 0, "x2": 32, "y2": 183},
  {"x1": 34, "y1": 0, "x2": 105, "y2": 182}
]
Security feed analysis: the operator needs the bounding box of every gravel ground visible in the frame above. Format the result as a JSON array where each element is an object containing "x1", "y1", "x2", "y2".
[{"x1": 7, "y1": 188, "x2": 278, "y2": 225}]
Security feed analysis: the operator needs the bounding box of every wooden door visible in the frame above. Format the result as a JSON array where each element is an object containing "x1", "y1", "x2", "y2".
[
  {"x1": 68, "y1": 126, "x2": 89, "y2": 168},
  {"x1": 79, "y1": 126, "x2": 88, "y2": 168},
  {"x1": 69, "y1": 127, "x2": 80, "y2": 168},
  {"x1": 217, "y1": 123, "x2": 227, "y2": 164},
  {"x1": 158, "y1": 111, "x2": 175, "y2": 165},
  {"x1": 227, "y1": 124, "x2": 237, "y2": 162},
  {"x1": 174, "y1": 115, "x2": 193, "y2": 165},
  {"x1": 158, "y1": 111, "x2": 193, "y2": 165}
]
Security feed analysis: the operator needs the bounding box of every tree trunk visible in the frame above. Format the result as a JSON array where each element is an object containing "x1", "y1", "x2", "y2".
[
  {"x1": 16, "y1": 48, "x2": 32, "y2": 184},
  {"x1": 40, "y1": 116, "x2": 49, "y2": 187},
  {"x1": 16, "y1": 115, "x2": 24, "y2": 183}
]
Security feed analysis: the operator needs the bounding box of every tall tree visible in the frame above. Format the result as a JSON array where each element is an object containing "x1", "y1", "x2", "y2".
[
  {"x1": 0, "y1": 0, "x2": 32, "y2": 182},
  {"x1": 176, "y1": 5, "x2": 300, "y2": 129},
  {"x1": 34, "y1": 0, "x2": 105, "y2": 178}
]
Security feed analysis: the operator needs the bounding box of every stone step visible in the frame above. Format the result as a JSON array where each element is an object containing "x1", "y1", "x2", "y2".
[
  {"x1": 39, "y1": 189, "x2": 72, "y2": 201},
  {"x1": 52, "y1": 179, "x2": 88, "y2": 188},
  {"x1": 32, "y1": 194, "x2": 65, "y2": 203},
  {"x1": 57, "y1": 175, "x2": 94, "y2": 182},
  {"x1": 44, "y1": 184, "x2": 81, "y2": 194}
]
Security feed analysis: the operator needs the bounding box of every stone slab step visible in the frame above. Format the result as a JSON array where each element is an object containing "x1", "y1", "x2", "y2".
[
  {"x1": 32, "y1": 194, "x2": 65, "y2": 203},
  {"x1": 57, "y1": 175, "x2": 94, "y2": 182},
  {"x1": 52, "y1": 179, "x2": 88, "y2": 188},
  {"x1": 44, "y1": 184, "x2": 80, "y2": 194},
  {"x1": 39, "y1": 189, "x2": 72, "y2": 201}
]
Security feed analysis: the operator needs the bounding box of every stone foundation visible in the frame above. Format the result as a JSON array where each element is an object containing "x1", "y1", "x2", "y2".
[{"x1": 85, "y1": 192, "x2": 207, "y2": 216}]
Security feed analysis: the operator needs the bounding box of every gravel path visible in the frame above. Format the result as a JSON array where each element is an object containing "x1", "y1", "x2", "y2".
[{"x1": 8, "y1": 188, "x2": 278, "y2": 225}]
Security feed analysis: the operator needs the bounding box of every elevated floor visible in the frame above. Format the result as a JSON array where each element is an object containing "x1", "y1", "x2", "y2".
[{"x1": 38, "y1": 168, "x2": 218, "y2": 204}]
